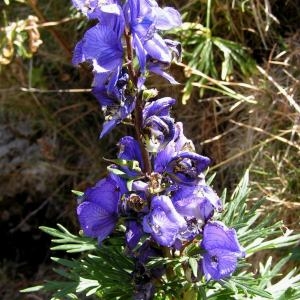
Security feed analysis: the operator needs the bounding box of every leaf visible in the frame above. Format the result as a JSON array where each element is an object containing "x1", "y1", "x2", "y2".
[
  {"x1": 75, "y1": 278, "x2": 99, "y2": 293},
  {"x1": 189, "y1": 257, "x2": 198, "y2": 278},
  {"x1": 20, "y1": 285, "x2": 44, "y2": 293},
  {"x1": 71, "y1": 190, "x2": 84, "y2": 197}
]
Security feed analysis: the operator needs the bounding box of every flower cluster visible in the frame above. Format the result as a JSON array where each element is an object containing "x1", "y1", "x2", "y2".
[{"x1": 72, "y1": 0, "x2": 244, "y2": 297}]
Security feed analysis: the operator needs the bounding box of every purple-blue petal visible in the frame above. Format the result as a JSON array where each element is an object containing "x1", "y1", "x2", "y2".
[
  {"x1": 83, "y1": 24, "x2": 122, "y2": 69},
  {"x1": 202, "y1": 249, "x2": 239, "y2": 281},
  {"x1": 77, "y1": 201, "x2": 117, "y2": 242},
  {"x1": 126, "y1": 221, "x2": 144, "y2": 249},
  {"x1": 148, "y1": 65, "x2": 179, "y2": 84},
  {"x1": 144, "y1": 33, "x2": 171, "y2": 63},
  {"x1": 202, "y1": 221, "x2": 244, "y2": 254},
  {"x1": 143, "y1": 97, "x2": 175, "y2": 119},
  {"x1": 118, "y1": 136, "x2": 143, "y2": 166},
  {"x1": 72, "y1": 39, "x2": 85, "y2": 65},
  {"x1": 201, "y1": 221, "x2": 245, "y2": 280},
  {"x1": 143, "y1": 195, "x2": 186, "y2": 246},
  {"x1": 173, "y1": 122, "x2": 195, "y2": 152},
  {"x1": 154, "y1": 7, "x2": 182, "y2": 30},
  {"x1": 76, "y1": 175, "x2": 123, "y2": 243},
  {"x1": 153, "y1": 141, "x2": 176, "y2": 173}
]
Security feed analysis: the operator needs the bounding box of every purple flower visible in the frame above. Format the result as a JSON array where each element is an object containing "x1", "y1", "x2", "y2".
[
  {"x1": 173, "y1": 122, "x2": 195, "y2": 152},
  {"x1": 154, "y1": 143, "x2": 211, "y2": 185},
  {"x1": 143, "y1": 97, "x2": 176, "y2": 152},
  {"x1": 172, "y1": 183, "x2": 222, "y2": 221},
  {"x1": 143, "y1": 195, "x2": 186, "y2": 247},
  {"x1": 77, "y1": 174, "x2": 125, "y2": 244},
  {"x1": 92, "y1": 69, "x2": 136, "y2": 138},
  {"x1": 72, "y1": 5, "x2": 124, "y2": 88},
  {"x1": 201, "y1": 221, "x2": 245, "y2": 281},
  {"x1": 124, "y1": 0, "x2": 181, "y2": 72},
  {"x1": 126, "y1": 220, "x2": 144, "y2": 250},
  {"x1": 117, "y1": 136, "x2": 144, "y2": 177}
]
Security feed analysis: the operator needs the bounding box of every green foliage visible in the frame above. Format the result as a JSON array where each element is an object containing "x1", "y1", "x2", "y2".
[
  {"x1": 22, "y1": 172, "x2": 300, "y2": 299},
  {"x1": 21, "y1": 225, "x2": 135, "y2": 299},
  {"x1": 173, "y1": 0, "x2": 258, "y2": 104},
  {"x1": 40, "y1": 224, "x2": 98, "y2": 253},
  {"x1": 176, "y1": 21, "x2": 256, "y2": 103}
]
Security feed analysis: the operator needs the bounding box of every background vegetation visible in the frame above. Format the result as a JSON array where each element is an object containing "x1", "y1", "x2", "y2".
[{"x1": 0, "y1": 0, "x2": 299, "y2": 299}]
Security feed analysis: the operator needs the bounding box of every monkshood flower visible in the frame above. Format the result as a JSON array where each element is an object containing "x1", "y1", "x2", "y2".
[
  {"x1": 92, "y1": 68, "x2": 136, "y2": 137},
  {"x1": 143, "y1": 195, "x2": 187, "y2": 247},
  {"x1": 124, "y1": 0, "x2": 181, "y2": 73},
  {"x1": 72, "y1": 4, "x2": 124, "y2": 89},
  {"x1": 77, "y1": 173, "x2": 126, "y2": 244},
  {"x1": 154, "y1": 141, "x2": 211, "y2": 186},
  {"x1": 201, "y1": 221, "x2": 245, "y2": 281},
  {"x1": 143, "y1": 97, "x2": 176, "y2": 152},
  {"x1": 172, "y1": 183, "x2": 222, "y2": 222},
  {"x1": 117, "y1": 136, "x2": 144, "y2": 176}
]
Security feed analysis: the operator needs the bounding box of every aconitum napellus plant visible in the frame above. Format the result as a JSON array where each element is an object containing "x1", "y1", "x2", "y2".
[{"x1": 73, "y1": 0, "x2": 244, "y2": 298}]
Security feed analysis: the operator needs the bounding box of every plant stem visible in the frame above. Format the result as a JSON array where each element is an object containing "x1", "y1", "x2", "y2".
[
  {"x1": 206, "y1": 0, "x2": 212, "y2": 30},
  {"x1": 124, "y1": 28, "x2": 137, "y2": 86},
  {"x1": 134, "y1": 93, "x2": 152, "y2": 175},
  {"x1": 124, "y1": 28, "x2": 152, "y2": 175}
]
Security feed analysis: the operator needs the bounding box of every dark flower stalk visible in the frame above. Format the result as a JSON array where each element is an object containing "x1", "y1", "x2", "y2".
[
  {"x1": 124, "y1": 26, "x2": 152, "y2": 175},
  {"x1": 134, "y1": 91, "x2": 152, "y2": 175},
  {"x1": 124, "y1": 27, "x2": 137, "y2": 85}
]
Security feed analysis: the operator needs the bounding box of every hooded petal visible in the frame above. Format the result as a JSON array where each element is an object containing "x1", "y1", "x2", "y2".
[
  {"x1": 77, "y1": 201, "x2": 117, "y2": 242},
  {"x1": 202, "y1": 221, "x2": 244, "y2": 254},
  {"x1": 143, "y1": 97, "x2": 175, "y2": 119},
  {"x1": 118, "y1": 136, "x2": 143, "y2": 165},
  {"x1": 76, "y1": 175, "x2": 123, "y2": 243},
  {"x1": 153, "y1": 141, "x2": 176, "y2": 173},
  {"x1": 143, "y1": 195, "x2": 186, "y2": 246},
  {"x1": 173, "y1": 184, "x2": 222, "y2": 221},
  {"x1": 144, "y1": 33, "x2": 171, "y2": 63},
  {"x1": 154, "y1": 7, "x2": 182, "y2": 30},
  {"x1": 83, "y1": 24, "x2": 123, "y2": 71}
]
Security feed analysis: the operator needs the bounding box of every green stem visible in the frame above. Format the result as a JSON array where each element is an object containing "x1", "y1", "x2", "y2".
[{"x1": 206, "y1": 0, "x2": 212, "y2": 30}]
